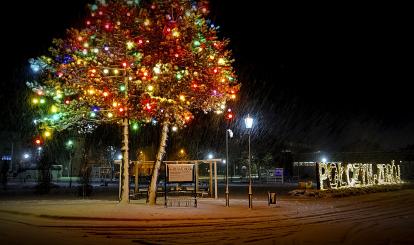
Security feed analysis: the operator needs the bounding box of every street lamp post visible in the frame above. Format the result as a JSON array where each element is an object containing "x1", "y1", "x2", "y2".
[
  {"x1": 244, "y1": 114, "x2": 253, "y2": 209},
  {"x1": 225, "y1": 129, "x2": 233, "y2": 207}
]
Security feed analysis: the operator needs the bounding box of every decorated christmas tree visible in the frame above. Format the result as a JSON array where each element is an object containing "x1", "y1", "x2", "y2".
[{"x1": 28, "y1": 0, "x2": 239, "y2": 204}]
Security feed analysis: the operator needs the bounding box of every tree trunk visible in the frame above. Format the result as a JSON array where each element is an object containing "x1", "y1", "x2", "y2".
[
  {"x1": 148, "y1": 121, "x2": 169, "y2": 205},
  {"x1": 119, "y1": 118, "x2": 129, "y2": 204}
]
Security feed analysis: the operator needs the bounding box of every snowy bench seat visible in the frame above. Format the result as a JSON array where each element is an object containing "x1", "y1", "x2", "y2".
[{"x1": 166, "y1": 196, "x2": 197, "y2": 207}]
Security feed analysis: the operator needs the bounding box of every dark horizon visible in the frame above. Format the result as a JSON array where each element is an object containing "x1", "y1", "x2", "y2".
[{"x1": 1, "y1": 0, "x2": 413, "y2": 152}]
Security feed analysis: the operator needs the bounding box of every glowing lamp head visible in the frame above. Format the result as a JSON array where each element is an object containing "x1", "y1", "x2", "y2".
[
  {"x1": 244, "y1": 114, "x2": 253, "y2": 129},
  {"x1": 32, "y1": 98, "x2": 39, "y2": 104},
  {"x1": 208, "y1": 154, "x2": 213, "y2": 159},
  {"x1": 35, "y1": 139, "x2": 42, "y2": 145},
  {"x1": 321, "y1": 158, "x2": 327, "y2": 163},
  {"x1": 172, "y1": 126, "x2": 178, "y2": 132}
]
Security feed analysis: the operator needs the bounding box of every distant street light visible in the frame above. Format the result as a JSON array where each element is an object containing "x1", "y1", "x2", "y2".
[
  {"x1": 225, "y1": 129, "x2": 233, "y2": 207},
  {"x1": 67, "y1": 140, "x2": 73, "y2": 146},
  {"x1": 208, "y1": 153, "x2": 213, "y2": 159},
  {"x1": 322, "y1": 157, "x2": 327, "y2": 163},
  {"x1": 23, "y1": 153, "x2": 30, "y2": 159},
  {"x1": 244, "y1": 114, "x2": 254, "y2": 209},
  {"x1": 66, "y1": 139, "x2": 74, "y2": 188}
]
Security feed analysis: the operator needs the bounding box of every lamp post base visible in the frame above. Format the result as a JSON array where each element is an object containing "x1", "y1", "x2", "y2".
[
  {"x1": 225, "y1": 191, "x2": 229, "y2": 207},
  {"x1": 248, "y1": 193, "x2": 253, "y2": 209}
]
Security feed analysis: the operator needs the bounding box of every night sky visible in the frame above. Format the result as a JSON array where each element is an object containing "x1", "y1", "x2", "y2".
[{"x1": 1, "y1": 0, "x2": 413, "y2": 151}]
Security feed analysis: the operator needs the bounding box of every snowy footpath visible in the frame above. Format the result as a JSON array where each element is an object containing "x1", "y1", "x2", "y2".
[{"x1": 1, "y1": 189, "x2": 414, "y2": 244}]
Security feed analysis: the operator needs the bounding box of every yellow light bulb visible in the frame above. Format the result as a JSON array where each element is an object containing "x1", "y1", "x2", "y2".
[
  {"x1": 32, "y1": 98, "x2": 39, "y2": 104},
  {"x1": 179, "y1": 95, "x2": 185, "y2": 101},
  {"x1": 44, "y1": 131, "x2": 51, "y2": 137},
  {"x1": 114, "y1": 69, "x2": 119, "y2": 75},
  {"x1": 103, "y1": 69, "x2": 109, "y2": 74},
  {"x1": 231, "y1": 94, "x2": 236, "y2": 99},
  {"x1": 147, "y1": 85, "x2": 154, "y2": 91},
  {"x1": 172, "y1": 30, "x2": 180, "y2": 37},
  {"x1": 107, "y1": 112, "x2": 113, "y2": 118},
  {"x1": 126, "y1": 41, "x2": 134, "y2": 49},
  {"x1": 51, "y1": 105, "x2": 58, "y2": 113},
  {"x1": 218, "y1": 58, "x2": 226, "y2": 65}
]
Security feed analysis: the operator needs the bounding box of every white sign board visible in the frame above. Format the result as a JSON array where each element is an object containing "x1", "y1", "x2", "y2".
[{"x1": 168, "y1": 164, "x2": 194, "y2": 182}]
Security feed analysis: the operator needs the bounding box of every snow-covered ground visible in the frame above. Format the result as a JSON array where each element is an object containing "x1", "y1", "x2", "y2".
[{"x1": 1, "y1": 188, "x2": 413, "y2": 244}]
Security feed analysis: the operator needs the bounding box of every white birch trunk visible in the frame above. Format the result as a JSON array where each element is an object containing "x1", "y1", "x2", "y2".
[
  {"x1": 148, "y1": 121, "x2": 169, "y2": 205},
  {"x1": 119, "y1": 118, "x2": 129, "y2": 204}
]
